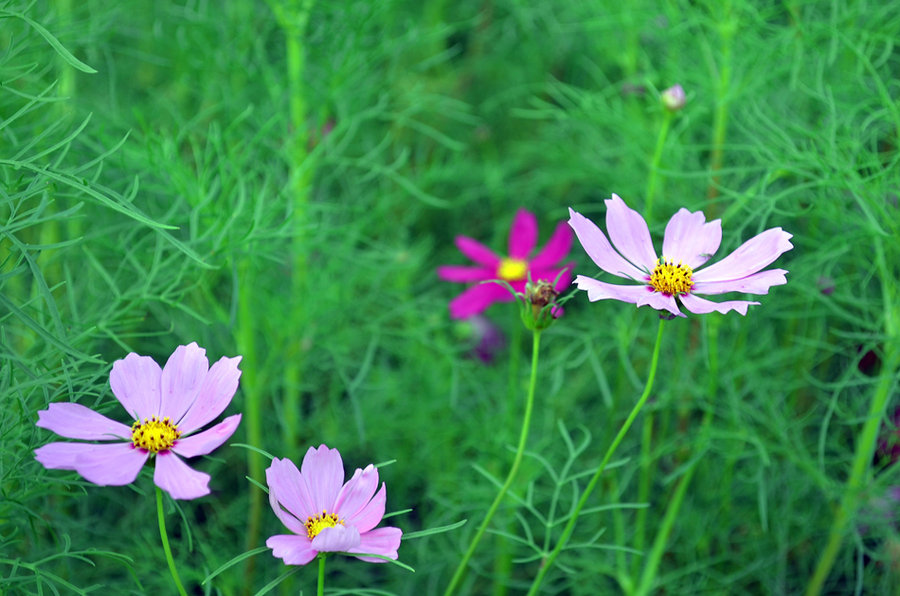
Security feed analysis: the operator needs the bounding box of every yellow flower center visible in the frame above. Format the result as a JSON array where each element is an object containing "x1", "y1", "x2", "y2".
[
  {"x1": 649, "y1": 258, "x2": 694, "y2": 296},
  {"x1": 497, "y1": 258, "x2": 528, "y2": 281},
  {"x1": 131, "y1": 416, "x2": 181, "y2": 453},
  {"x1": 305, "y1": 510, "x2": 344, "y2": 540}
]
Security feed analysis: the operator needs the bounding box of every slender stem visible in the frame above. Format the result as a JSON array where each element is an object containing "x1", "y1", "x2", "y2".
[
  {"x1": 527, "y1": 319, "x2": 666, "y2": 596},
  {"x1": 317, "y1": 555, "x2": 326, "y2": 596},
  {"x1": 644, "y1": 111, "x2": 673, "y2": 226},
  {"x1": 444, "y1": 330, "x2": 543, "y2": 596},
  {"x1": 156, "y1": 487, "x2": 188, "y2": 596},
  {"x1": 631, "y1": 408, "x2": 654, "y2": 578}
]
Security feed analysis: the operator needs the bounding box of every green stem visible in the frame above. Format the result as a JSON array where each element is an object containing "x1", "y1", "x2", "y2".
[
  {"x1": 644, "y1": 111, "x2": 673, "y2": 225},
  {"x1": 156, "y1": 487, "x2": 188, "y2": 596},
  {"x1": 527, "y1": 318, "x2": 666, "y2": 596},
  {"x1": 317, "y1": 554, "x2": 326, "y2": 596},
  {"x1": 444, "y1": 330, "x2": 543, "y2": 596},
  {"x1": 805, "y1": 237, "x2": 899, "y2": 595},
  {"x1": 631, "y1": 408, "x2": 654, "y2": 579}
]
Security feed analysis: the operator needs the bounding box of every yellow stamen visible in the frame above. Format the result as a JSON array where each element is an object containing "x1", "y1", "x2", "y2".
[
  {"x1": 649, "y1": 258, "x2": 694, "y2": 296},
  {"x1": 305, "y1": 509, "x2": 344, "y2": 540},
  {"x1": 497, "y1": 258, "x2": 528, "y2": 281},
  {"x1": 131, "y1": 416, "x2": 181, "y2": 453}
]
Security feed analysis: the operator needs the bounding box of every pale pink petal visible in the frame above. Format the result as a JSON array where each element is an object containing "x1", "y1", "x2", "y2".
[
  {"x1": 35, "y1": 441, "x2": 148, "y2": 486},
  {"x1": 567, "y1": 208, "x2": 647, "y2": 280},
  {"x1": 436, "y1": 265, "x2": 494, "y2": 283},
  {"x1": 153, "y1": 451, "x2": 210, "y2": 500},
  {"x1": 680, "y1": 293, "x2": 758, "y2": 315},
  {"x1": 529, "y1": 221, "x2": 573, "y2": 270},
  {"x1": 268, "y1": 488, "x2": 307, "y2": 535},
  {"x1": 344, "y1": 483, "x2": 386, "y2": 533},
  {"x1": 172, "y1": 414, "x2": 241, "y2": 458},
  {"x1": 661, "y1": 208, "x2": 722, "y2": 269},
  {"x1": 455, "y1": 236, "x2": 501, "y2": 268},
  {"x1": 692, "y1": 269, "x2": 788, "y2": 296},
  {"x1": 333, "y1": 465, "x2": 379, "y2": 523},
  {"x1": 267, "y1": 457, "x2": 317, "y2": 521},
  {"x1": 310, "y1": 524, "x2": 361, "y2": 553},
  {"x1": 692, "y1": 228, "x2": 793, "y2": 283},
  {"x1": 109, "y1": 353, "x2": 162, "y2": 420},
  {"x1": 605, "y1": 194, "x2": 658, "y2": 272},
  {"x1": 508, "y1": 209, "x2": 538, "y2": 259},
  {"x1": 301, "y1": 445, "x2": 345, "y2": 513},
  {"x1": 266, "y1": 534, "x2": 318, "y2": 566},
  {"x1": 448, "y1": 282, "x2": 515, "y2": 319},
  {"x1": 175, "y1": 355, "x2": 242, "y2": 433},
  {"x1": 159, "y1": 343, "x2": 209, "y2": 423},
  {"x1": 36, "y1": 403, "x2": 132, "y2": 441},
  {"x1": 573, "y1": 276, "x2": 682, "y2": 316},
  {"x1": 347, "y1": 527, "x2": 403, "y2": 562}
]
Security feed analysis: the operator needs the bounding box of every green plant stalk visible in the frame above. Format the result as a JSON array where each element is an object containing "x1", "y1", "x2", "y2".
[
  {"x1": 805, "y1": 237, "x2": 898, "y2": 596},
  {"x1": 157, "y1": 487, "x2": 188, "y2": 596},
  {"x1": 630, "y1": 408, "x2": 655, "y2": 579},
  {"x1": 643, "y1": 110, "x2": 673, "y2": 226},
  {"x1": 444, "y1": 329, "x2": 543, "y2": 596},
  {"x1": 527, "y1": 318, "x2": 666, "y2": 596},
  {"x1": 706, "y1": 1, "x2": 735, "y2": 208},
  {"x1": 317, "y1": 555, "x2": 326, "y2": 596}
]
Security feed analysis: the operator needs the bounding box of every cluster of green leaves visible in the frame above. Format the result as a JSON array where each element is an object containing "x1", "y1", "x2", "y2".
[{"x1": 2, "y1": 0, "x2": 898, "y2": 594}]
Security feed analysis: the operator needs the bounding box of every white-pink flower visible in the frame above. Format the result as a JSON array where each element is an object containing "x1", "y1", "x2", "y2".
[
  {"x1": 34, "y1": 342, "x2": 242, "y2": 500},
  {"x1": 568, "y1": 194, "x2": 793, "y2": 316},
  {"x1": 266, "y1": 445, "x2": 402, "y2": 566}
]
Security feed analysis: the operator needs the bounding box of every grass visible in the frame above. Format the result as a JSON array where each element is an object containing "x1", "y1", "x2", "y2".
[{"x1": 2, "y1": 0, "x2": 899, "y2": 594}]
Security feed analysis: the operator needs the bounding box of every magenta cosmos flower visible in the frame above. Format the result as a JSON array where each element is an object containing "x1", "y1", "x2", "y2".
[
  {"x1": 34, "y1": 342, "x2": 242, "y2": 500},
  {"x1": 266, "y1": 445, "x2": 402, "y2": 565},
  {"x1": 437, "y1": 208, "x2": 574, "y2": 319},
  {"x1": 568, "y1": 194, "x2": 793, "y2": 316}
]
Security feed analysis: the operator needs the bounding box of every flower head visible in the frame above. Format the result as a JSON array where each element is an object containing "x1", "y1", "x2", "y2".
[
  {"x1": 266, "y1": 445, "x2": 402, "y2": 565},
  {"x1": 34, "y1": 342, "x2": 243, "y2": 500},
  {"x1": 661, "y1": 84, "x2": 686, "y2": 111},
  {"x1": 568, "y1": 194, "x2": 793, "y2": 316},
  {"x1": 437, "y1": 208, "x2": 573, "y2": 319}
]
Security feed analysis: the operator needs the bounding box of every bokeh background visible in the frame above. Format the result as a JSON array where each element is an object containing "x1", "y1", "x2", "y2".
[{"x1": 2, "y1": 1, "x2": 899, "y2": 594}]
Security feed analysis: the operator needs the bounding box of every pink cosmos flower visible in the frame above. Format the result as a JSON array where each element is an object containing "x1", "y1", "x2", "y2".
[
  {"x1": 266, "y1": 445, "x2": 402, "y2": 565},
  {"x1": 568, "y1": 194, "x2": 793, "y2": 316},
  {"x1": 437, "y1": 208, "x2": 574, "y2": 319},
  {"x1": 34, "y1": 342, "x2": 242, "y2": 500}
]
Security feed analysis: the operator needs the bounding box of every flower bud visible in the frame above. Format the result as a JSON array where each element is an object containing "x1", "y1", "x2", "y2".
[
  {"x1": 520, "y1": 280, "x2": 561, "y2": 331},
  {"x1": 661, "y1": 84, "x2": 686, "y2": 112}
]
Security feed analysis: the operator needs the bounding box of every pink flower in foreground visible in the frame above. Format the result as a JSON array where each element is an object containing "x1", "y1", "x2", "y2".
[
  {"x1": 437, "y1": 208, "x2": 574, "y2": 319},
  {"x1": 34, "y1": 342, "x2": 242, "y2": 500},
  {"x1": 569, "y1": 194, "x2": 793, "y2": 316},
  {"x1": 266, "y1": 445, "x2": 402, "y2": 565}
]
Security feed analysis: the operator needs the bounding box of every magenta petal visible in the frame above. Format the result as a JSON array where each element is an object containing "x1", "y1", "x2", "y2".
[
  {"x1": 333, "y1": 465, "x2": 379, "y2": 523},
  {"x1": 36, "y1": 403, "x2": 132, "y2": 441},
  {"x1": 267, "y1": 534, "x2": 318, "y2": 566},
  {"x1": 692, "y1": 228, "x2": 793, "y2": 283},
  {"x1": 172, "y1": 414, "x2": 241, "y2": 458},
  {"x1": 530, "y1": 266, "x2": 573, "y2": 290},
  {"x1": 605, "y1": 194, "x2": 658, "y2": 272},
  {"x1": 109, "y1": 353, "x2": 162, "y2": 420},
  {"x1": 448, "y1": 282, "x2": 515, "y2": 319},
  {"x1": 455, "y1": 236, "x2": 501, "y2": 268},
  {"x1": 348, "y1": 527, "x2": 403, "y2": 563},
  {"x1": 267, "y1": 457, "x2": 317, "y2": 522},
  {"x1": 692, "y1": 269, "x2": 788, "y2": 296},
  {"x1": 310, "y1": 524, "x2": 361, "y2": 553},
  {"x1": 436, "y1": 265, "x2": 493, "y2": 283},
  {"x1": 681, "y1": 293, "x2": 758, "y2": 315},
  {"x1": 567, "y1": 208, "x2": 647, "y2": 280},
  {"x1": 345, "y1": 483, "x2": 386, "y2": 533},
  {"x1": 301, "y1": 445, "x2": 345, "y2": 513},
  {"x1": 661, "y1": 208, "x2": 722, "y2": 269},
  {"x1": 154, "y1": 451, "x2": 210, "y2": 500},
  {"x1": 508, "y1": 209, "x2": 538, "y2": 259},
  {"x1": 529, "y1": 221, "x2": 573, "y2": 270},
  {"x1": 176, "y1": 355, "x2": 242, "y2": 433},
  {"x1": 160, "y1": 343, "x2": 209, "y2": 423},
  {"x1": 36, "y1": 441, "x2": 148, "y2": 485},
  {"x1": 573, "y1": 276, "x2": 681, "y2": 316}
]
